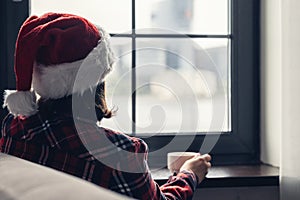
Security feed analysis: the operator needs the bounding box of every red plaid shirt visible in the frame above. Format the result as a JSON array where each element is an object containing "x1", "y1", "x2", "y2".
[{"x1": 0, "y1": 99, "x2": 197, "y2": 200}]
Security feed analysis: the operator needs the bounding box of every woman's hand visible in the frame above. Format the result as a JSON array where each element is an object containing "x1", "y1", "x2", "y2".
[{"x1": 180, "y1": 154, "x2": 211, "y2": 184}]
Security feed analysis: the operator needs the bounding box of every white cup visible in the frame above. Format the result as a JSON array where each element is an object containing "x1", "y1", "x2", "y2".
[{"x1": 167, "y1": 152, "x2": 199, "y2": 173}]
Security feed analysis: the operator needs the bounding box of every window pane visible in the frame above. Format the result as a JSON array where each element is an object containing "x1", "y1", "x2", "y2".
[
  {"x1": 136, "y1": 0, "x2": 229, "y2": 34},
  {"x1": 136, "y1": 38, "x2": 230, "y2": 133},
  {"x1": 30, "y1": 0, "x2": 131, "y2": 33},
  {"x1": 100, "y1": 38, "x2": 133, "y2": 133}
]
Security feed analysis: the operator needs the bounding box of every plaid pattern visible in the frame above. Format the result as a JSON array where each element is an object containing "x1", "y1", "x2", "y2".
[{"x1": 0, "y1": 99, "x2": 197, "y2": 200}]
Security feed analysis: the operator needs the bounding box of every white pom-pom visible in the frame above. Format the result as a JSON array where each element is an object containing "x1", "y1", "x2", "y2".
[{"x1": 3, "y1": 90, "x2": 38, "y2": 117}]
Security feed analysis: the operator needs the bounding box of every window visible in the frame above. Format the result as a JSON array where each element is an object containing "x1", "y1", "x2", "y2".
[
  {"x1": 30, "y1": 0, "x2": 230, "y2": 134},
  {"x1": 1, "y1": 0, "x2": 259, "y2": 167}
]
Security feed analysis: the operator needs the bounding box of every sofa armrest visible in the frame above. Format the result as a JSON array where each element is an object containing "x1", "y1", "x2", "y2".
[{"x1": 0, "y1": 153, "x2": 132, "y2": 200}]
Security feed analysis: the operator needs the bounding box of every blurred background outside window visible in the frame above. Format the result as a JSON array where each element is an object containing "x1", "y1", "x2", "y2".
[{"x1": 31, "y1": 0, "x2": 230, "y2": 135}]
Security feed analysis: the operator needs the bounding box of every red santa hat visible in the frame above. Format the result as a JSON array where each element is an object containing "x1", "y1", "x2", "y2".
[{"x1": 3, "y1": 12, "x2": 116, "y2": 117}]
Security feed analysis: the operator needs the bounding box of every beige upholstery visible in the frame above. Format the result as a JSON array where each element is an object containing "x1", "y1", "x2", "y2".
[{"x1": 0, "y1": 153, "x2": 132, "y2": 200}]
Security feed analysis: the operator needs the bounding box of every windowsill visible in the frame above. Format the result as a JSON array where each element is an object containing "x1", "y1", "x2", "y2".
[{"x1": 151, "y1": 164, "x2": 279, "y2": 188}]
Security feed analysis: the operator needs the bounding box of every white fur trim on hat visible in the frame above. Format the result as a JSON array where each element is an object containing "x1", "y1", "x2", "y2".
[
  {"x1": 3, "y1": 90, "x2": 37, "y2": 116},
  {"x1": 32, "y1": 27, "x2": 116, "y2": 99}
]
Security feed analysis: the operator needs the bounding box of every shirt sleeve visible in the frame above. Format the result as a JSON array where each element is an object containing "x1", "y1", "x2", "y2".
[
  {"x1": 159, "y1": 170, "x2": 198, "y2": 200},
  {"x1": 115, "y1": 137, "x2": 198, "y2": 200}
]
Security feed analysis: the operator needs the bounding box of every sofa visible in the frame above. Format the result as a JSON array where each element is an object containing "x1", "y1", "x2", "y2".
[{"x1": 0, "y1": 153, "x2": 132, "y2": 200}]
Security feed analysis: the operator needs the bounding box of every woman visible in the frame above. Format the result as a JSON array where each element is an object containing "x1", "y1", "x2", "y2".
[{"x1": 1, "y1": 12, "x2": 211, "y2": 200}]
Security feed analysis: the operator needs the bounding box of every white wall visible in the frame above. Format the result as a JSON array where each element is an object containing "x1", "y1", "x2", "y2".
[
  {"x1": 281, "y1": 0, "x2": 300, "y2": 199},
  {"x1": 261, "y1": 0, "x2": 300, "y2": 198},
  {"x1": 260, "y1": 0, "x2": 281, "y2": 167}
]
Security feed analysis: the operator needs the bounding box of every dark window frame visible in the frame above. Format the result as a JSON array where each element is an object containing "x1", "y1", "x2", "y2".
[
  {"x1": 0, "y1": 0, "x2": 29, "y2": 127},
  {"x1": 131, "y1": 0, "x2": 260, "y2": 167},
  {"x1": 0, "y1": 0, "x2": 260, "y2": 167}
]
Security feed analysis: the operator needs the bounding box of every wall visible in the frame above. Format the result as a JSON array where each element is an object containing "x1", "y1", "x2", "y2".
[
  {"x1": 261, "y1": 0, "x2": 300, "y2": 198},
  {"x1": 260, "y1": 0, "x2": 281, "y2": 167},
  {"x1": 281, "y1": 0, "x2": 300, "y2": 199}
]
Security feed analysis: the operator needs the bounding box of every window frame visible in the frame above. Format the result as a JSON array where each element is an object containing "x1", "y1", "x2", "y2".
[
  {"x1": 134, "y1": 0, "x2": 260, "y2": 167},
  {"x1": 1, "y1": 0, "x2": 260, "y2": 167},
  {"x1": 0, "y1": 0, "x2": 29, "y2": 127}
]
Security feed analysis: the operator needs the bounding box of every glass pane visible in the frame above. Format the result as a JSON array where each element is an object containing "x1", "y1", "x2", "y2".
[
  {"x1": 136, "y1": 0, "x2": 229, "y2": 34},
  {"x1": 136, "y1": 38, "x2": 230, "y2": 133},
  {"x1": 100, "y1": 38, "x2": 133, "y2": 134},
  {"x1": 30, "y1": 0, "x2": 131, "y2": 33}
]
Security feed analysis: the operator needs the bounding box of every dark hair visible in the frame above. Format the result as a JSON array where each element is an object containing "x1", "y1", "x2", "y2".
[
  {"x1": 38, "y1": 82, "x2": 113, "y2": 123},
  {"x1": 95, "y1": 82, "x2": 113, "y2": 122}
]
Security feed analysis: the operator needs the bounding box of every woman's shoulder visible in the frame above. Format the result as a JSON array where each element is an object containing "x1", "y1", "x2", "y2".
[{"x1": 98, "y1": 126, "x2": 148, "y2": 154}]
